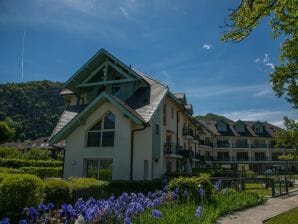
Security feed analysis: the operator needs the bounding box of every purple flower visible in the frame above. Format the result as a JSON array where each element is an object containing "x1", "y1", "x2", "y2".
[
  {"x1": 19, "y1": 220, "x2": 27, "y2": 224},
  {"x1": 0, "y1": 218, "x2": 10, "y2": 224},
  {"x1": 183, "y1": 190, "x2": 189, "y2": 197},
  {"x1": 195, "y1": 206, "x2": 203, "y2": 217},
  {"x1": 175, "y1": 187, "x2": 180, "y2": 194},
  {"x1": 170, "y1": 191, "x2": 177, "y2": 200},
  {"x1": 214, "y1": 180, "x2": 223, "y2": 191},
  {"x1": 199, "y1": 188, "x2": 205, "y2": 199},
  {"x1": 151, "y1": 209, "x2": 162, "y2": 218},
  {"x1": 38, "y1": 203, "x2": 47, "y2": 213},
  {"x1": 47, "y1": 203, "x2": 55, "y2": 211},
  {"x1": 124, "y1": 216, "x2": 131, "y2": 224}
]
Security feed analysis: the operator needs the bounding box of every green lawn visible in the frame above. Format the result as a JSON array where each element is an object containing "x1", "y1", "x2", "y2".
[
  {"x1": 245, "y1": 183, "x2": 272, "y2": 196},
  {"x1": 264, "y1": 207, "x2": 298, "y2": 224}
]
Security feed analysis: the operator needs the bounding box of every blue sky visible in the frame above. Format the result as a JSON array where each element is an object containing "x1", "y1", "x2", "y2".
[{"x1": 0, "y1": 0, "x2": 297, "y2": 126}]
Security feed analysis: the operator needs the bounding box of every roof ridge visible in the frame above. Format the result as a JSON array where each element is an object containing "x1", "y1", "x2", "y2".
[{"x1": 132, "y1": 68, "x2": 168, "y2": 89}]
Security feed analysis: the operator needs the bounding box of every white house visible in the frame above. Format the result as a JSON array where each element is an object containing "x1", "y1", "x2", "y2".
[{"x1": 49, "y1": 49, "x2": 297, "y2": 181}]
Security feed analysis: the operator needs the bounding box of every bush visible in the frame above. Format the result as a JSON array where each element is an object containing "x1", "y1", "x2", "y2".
[
  {"x1": 108, "y1": 179, "x2": 164, "y2": 196},
  {"x1": 0, "y1": 147, "x2": 20, "y2": 159},
  {"x1": 168, "y1": 177, "x2": 213, "y2": 201},
  {"x1": 0, "y1": 166, "x2": 25, "y2": 174},
  {"x1": 44, "y1": 179, "x2": 71, "y2": 206},
  {"x1": 69, "y1": 178, "x2": 109, "y2": 203},
  {"x1": 98, "y1": 169, "x2": 112, "y2": 181},
  {"x1": 21, "y1": 167, "x2": 62, "y2": 178},
  {"x1": 0, "y1": 158, "x2": 62, "y2": 168},
  {"x1": 0, "y1": 174, "x2": 44, "y2": 221}
]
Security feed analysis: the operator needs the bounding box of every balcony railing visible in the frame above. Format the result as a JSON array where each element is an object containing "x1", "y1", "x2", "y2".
[
  {"x1": 251, "y1": 143, "x2": 268, "y2": 149},
  {"x1": 255, "y1": 157, "x2": 268, "y2": 161},
  {"x1": 182, "y1": 128, "x2": 193, "y2": 137},
  {"x1": 217, "y1": 157, "x2": 231, "y2": 161},
  {"x1": 232, "y1": 143, "x2": 250, "y2": 148},
  {"x1": 193, "y1": 135, "x2": 200, "y2": 141},
  {"x1": 216, "y1": 142, "x2": 230, "y2": 148},
  {"x1": 164, "y1": 144, "x2": 193, "y2": 158}
]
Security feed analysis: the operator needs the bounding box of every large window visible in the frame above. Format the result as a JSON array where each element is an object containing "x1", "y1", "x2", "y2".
[
  {"x1": 86, "y1": 159, "x2": 113, "y2": 180},
  {"x1": 87, "y1": 112, "x2": 115, "y2": 147}
]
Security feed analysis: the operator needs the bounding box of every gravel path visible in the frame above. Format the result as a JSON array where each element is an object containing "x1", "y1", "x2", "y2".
[{"x1": 216, "y1": 193, "x2": 298, "y2": 224}]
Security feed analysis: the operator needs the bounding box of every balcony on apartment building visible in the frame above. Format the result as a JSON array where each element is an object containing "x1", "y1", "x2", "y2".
[
  {"x1": 164, "y1": 143, "x2": 193, "y2": 158},
  {"x1": 216, "y1": 142, "x2": 230, "y2": 148},
  {"x1": 182, "y1": 128, "x2": 194, "y2": 139},
  {"x1": 232, "y1": 143, "x2": 250, "y2": 148},
  {"x1": 251, "y1": 143, "x2": 268, "y2": 149}
]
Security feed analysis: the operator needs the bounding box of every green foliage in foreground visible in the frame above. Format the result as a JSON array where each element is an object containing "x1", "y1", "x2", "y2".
[
  {"x1": 0, "y1": 121, "x2": 15, "y2": 143},
  {"x1": 136, "y1": 190, "x2": 264, "y2": 224},
  {"x1": 0, "y1": 158, "x2": 62, "y2": 168},
  {"x1": 245, "y1": 183, "x2": 272, "y2": 196},
  {"x1": 264, "y1": 207, "x2": 298, "y2": 224}
]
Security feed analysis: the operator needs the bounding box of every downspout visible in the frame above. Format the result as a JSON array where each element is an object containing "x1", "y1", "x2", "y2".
[
  {"x1": 130, "y1": 124, "x2": 149, "y2": 181},
  {"x1": 52, "y1": 144, "x2": 65, "y2": 179}
]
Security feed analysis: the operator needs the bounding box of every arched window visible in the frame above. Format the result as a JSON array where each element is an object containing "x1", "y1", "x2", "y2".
[{"x1": 87, "y1": 112, "x2": 115, "y2": 147}]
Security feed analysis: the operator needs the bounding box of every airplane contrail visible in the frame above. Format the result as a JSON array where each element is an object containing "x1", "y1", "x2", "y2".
[{"x1": 21, "y1": 28, "x2": 26, "y2": 82}]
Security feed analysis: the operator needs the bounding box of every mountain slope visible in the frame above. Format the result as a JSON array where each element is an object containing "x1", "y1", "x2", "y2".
[{"x1": 0, "y1": 81, "x2": 65, "y2": 141}]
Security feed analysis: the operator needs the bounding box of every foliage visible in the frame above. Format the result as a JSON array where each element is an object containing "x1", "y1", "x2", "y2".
[
  {"x1": 275, "y1": 117, "x2": 298, "y2": 151},
  {"x1": 0, "y1": 147, "x2": 60, "y2": 161},
  {"x1": 44, "y1": 179, "x2": 72, "y2": 206},
  {"x1": 0, "y1": 174, "x2": 44, "y2": 221},
  {"x1": 195, "y1": 113, "x2": 232, "y2": 123},
  {"x1": 138, "y1": 191, "x2": 263, "y2": 224},
  {"x1": 21, "y1": 167, "x2": 62, "y2": 178},
  {"x1": 264, "y1": 206, "x2": 298, "y2": 224},
  {"x1": 98, "y1": 169, "x2": 112, "y2": 181},
  {"x1": 0, "y1": 158, "x2": 62, "y2": 168},
  {"x1": 0, "y1": 121, "x2": 15, "y2": 144},
  {"x1": 108, "y1": 179, "x2": 164, "y2": 196},
  {"x1": 68, "y1": 178, "x2": 109, "y2": 203},
  {"x1": 221, "y1": 0, "x2": 298, "y2": 108},
  {"x1": 0, "y1": 81, "x2": 65, "y2": 141},
  {"x1": 0, "y1": 167, "x2": 25, "y2": 174},
  {"x1": 245, "y1": 183, "x2": 272, "y2": 196},
  {"x1": 168, "y1": 177, "x2": 213, "y2": 201}
]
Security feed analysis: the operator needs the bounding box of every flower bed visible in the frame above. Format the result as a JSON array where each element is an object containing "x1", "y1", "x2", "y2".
[{"x1": 0, "y1": 177, "x2": 264, "y2": 224}]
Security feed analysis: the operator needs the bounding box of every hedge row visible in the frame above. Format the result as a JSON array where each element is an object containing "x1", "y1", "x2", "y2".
[
  {"x1": 0, "y1": 158, "x2": 62, "y2": 168},
  {"x1": 21, "y1": 167, "x2": 62, "y2": 178}
]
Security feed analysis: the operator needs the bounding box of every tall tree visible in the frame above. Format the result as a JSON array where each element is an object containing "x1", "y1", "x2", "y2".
[
  {"x1": 221, "y1": 0, "x2": 298, "y2": 108},
  {"x1": 276, "y1": 116, "x2": 298, "y2": 150},
  {"x1": 0, "y1": 121, "x2": 15, "y2": 143}
]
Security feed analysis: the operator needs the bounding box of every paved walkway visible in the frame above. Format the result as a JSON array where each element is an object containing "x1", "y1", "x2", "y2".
[{"x1": 216, "y1": 193, "x2": 298, "y2": 224}]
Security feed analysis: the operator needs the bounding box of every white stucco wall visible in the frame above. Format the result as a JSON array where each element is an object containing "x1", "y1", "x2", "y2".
[{"x1": 63, "y1": 101, "x2": 132, "y2": 180}]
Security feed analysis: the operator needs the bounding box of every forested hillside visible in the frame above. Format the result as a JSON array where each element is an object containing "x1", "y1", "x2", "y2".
[{"x1": 0, "y1": 81, "x2": 65, "y2": 141}]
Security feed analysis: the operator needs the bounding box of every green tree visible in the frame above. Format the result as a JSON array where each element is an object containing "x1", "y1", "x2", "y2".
[
  {"x1": 276, "y1": 116, "x2": 298, "y2": 150},
  {"x1": 0, "y1": 121, "x2": 15, "y2": 143},
  {"x1": 221, "y1": 0, "x2": 298, "y2": 108}
]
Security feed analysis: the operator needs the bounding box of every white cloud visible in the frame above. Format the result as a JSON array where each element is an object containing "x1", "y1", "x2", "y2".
[
  {"x1": 255, "y1": 58, "x2": 260, "y2": 63},
  {"x1": 253, "y1": 88, "x2": 272, "y2": 97},
  {"x1": 203, "y1": 44, "x2": 211, "y2": 50},
  {"x1": 120, "y1": 7, "x2": 129, "y2": 17},
  {"x1": 265, "y1": 62, "x2": 275, "y2": 69},
  {"x1": 263, "y1": 53, "x2": 269, "y2": 63},
  {"x1": 187, "y1": 84, "x2": 269, "y2": 98}
]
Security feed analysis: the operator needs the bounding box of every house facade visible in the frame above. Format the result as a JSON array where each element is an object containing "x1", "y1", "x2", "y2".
[{"x1": 49, "y1": 49, "x2": 297, "y2": 180}]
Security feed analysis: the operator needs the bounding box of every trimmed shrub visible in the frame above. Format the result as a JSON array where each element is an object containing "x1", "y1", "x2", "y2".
[
  {"x1": 0, "y1": 158, "x2": 62, "y2": 168},
  {"x1": 0, "y1": 147, "x2": 20, "y2": 159},
  {"x1": 168, "y1": 176, "x2": 213, "y2": 201},
  {"x1": 21, "y1": 167, "x2": 62, "y2": 178},
  {"x1": 0, "y1": 166, "x2": 25, "y2": 174},
  {"x1": 69, "y1": 178, "x2": 109, "y2": 203},
  {"x1": 44, "y1": 179, "x2": 71, "y2": 206},
  {"x1": 98, "y1": 169, "x2": 112, "y2": 181},
  {"x1": 0, "y1": 174, "x2": 44, "y2": 220},
  {"x1": 108, "y1": 179, "x2": 164, "y2": 196}
]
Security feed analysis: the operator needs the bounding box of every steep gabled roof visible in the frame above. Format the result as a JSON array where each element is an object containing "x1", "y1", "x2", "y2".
[
  {"x1": 49, "y1": 91, "x2": 146, "y2": 145},
  {"x1": 64, "y1": 48, "x2": 143, "y2": 91},
  {"x1": 174, "y1": 93, "x2": 187, "y2": 104}
]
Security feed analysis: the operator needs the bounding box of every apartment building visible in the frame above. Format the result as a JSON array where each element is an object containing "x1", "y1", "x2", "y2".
[{"x1": 49, "y1": 49, "x2": 297, "y2": 181}]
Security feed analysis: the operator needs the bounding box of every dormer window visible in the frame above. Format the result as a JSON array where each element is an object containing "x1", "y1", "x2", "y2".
[
  {"x1": 235, "y1": 124, "x2": 245, "y2": 133},
  {"x1": 254, "y1": 126, "x2": 263, "y2": 134},
  {"x1": 217, "y1": 122, "x2": 227, "y2": 132},
  {"x1": 87, "y1": 112, "x2": 115, "y2": 147}
]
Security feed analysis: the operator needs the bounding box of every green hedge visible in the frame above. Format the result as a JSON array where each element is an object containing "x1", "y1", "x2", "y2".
[
  {"x1": 69, "y1": 178, "x2": 109, "y2": 203},
  {"x1": 44, "y1": 179, "x2": 71, "y2": 206},
  {"x1": 0, "y1": 147, "x2": 20, "y2": 159},
  {"x1": 168, "y1": 176, "x2": 213, "y2": 201},
  {"x1": 0, "y1": 174, "x2": 44, "y2": 221},
  {"x1": 0, "y1": 158, "x2": 62, "y2": 168},
  {"x1": 0, "y1": 166, "x2": 25, "y2": 174},
  {"x1": 21, "y1": 167, "x2": 62, "y2": 178},
  {"x1": 108, "y1": 179, "x2": 164, "y2": 196}
]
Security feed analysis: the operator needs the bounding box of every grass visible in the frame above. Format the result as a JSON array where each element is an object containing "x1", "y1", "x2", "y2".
[
  {"x1": 245, "y1": 183, "x2": 272, "y2": 196},
  {"x1": 264, "y1": 207, "x2": 298, "y2": 224},
  {"x1": 135, "y1": 190, "x2": 265, "y2": 224}
]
